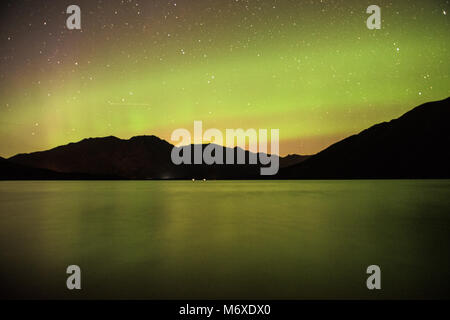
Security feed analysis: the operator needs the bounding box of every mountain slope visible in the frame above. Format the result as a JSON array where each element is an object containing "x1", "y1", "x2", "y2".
[
  {"x1": 0, "y1": 156, "x2": 111, "y2": 180},
  {"x1": 6, "y1": 98, "x2": 449, "y2": 179},
  {"x1": 279, "y1": 154, "x2": 311, "y2": 168},
  {"x1": 8, "y1": 137, "x2": 297, "y2": 179},
  {"x1": 9, "y1": 135, "x2": 178, "y2": 179},
  {"x1": 280, "y1": 97, "x2": 450, "y2": 178}
]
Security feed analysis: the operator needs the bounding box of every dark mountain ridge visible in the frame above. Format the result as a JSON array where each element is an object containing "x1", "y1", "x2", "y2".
[
  {"x1": 8, "y1": 136, "x2": 303, "y2": 179},
  {"x1": 280, "y1": 97, "x2": 450, "y2": 178},
  {"x1": 3, "y1": 97, "x2": 449, "y2": 179},
  {"x1": 9, "y1": 135, "x2": 176, "y2": 179},
  {"x1": 0, "y1": 155, "x2": 114, "y2": 180}
]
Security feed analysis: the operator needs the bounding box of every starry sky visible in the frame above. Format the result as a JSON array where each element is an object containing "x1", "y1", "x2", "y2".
[{"x1": 0, "y1": 0, "x2": 449, "y2": 157}]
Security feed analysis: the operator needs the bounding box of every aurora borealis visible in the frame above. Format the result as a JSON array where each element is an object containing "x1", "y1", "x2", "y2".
[{"x1": 0, "y1": 0, "x2": 449, "y2": 157}]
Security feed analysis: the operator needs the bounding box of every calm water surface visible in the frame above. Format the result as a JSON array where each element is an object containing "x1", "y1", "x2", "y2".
[{"x1": 0, "y1": 180, "x2": 449, "y2": 299}]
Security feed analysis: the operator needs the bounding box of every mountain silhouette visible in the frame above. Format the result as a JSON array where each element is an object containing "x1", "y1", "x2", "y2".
[
  {"x1": 7, "y1": 136, "x2": 304, "y2": 179},
  {"x1": 3, "y1": 97, "x2": 449, "y2": 179},
  {"x1": 9, "y1": 135, "x2": 176, "y2": 179},
  {"x1": 280, "y1": 97, "x2": 450, "y2": 178},
  {"x1": 279, "y1": 154, "x2": 311, "y2": 168},
  {"x1": 0, "y1": 156, "x2": 113, "y2": 180}
]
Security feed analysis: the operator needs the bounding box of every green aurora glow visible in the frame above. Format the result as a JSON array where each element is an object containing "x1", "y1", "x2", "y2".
[{"x1": 0, "y1": 0, "x2": 449, "y2": 157}]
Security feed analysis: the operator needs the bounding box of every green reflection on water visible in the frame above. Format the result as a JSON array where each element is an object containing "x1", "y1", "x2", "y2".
[{"x1": 0, "y1": 180, "x2": 449, "y2": 299}]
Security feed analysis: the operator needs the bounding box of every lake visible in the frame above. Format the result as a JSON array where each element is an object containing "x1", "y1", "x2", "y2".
[{"x1": 0, "y1": 180, "x2": 449, "y2": 299}]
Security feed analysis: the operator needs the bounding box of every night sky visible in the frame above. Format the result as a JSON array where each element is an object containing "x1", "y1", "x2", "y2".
[{"x1": 0, "y1": 0, "x2": 449, "y2": 157}]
